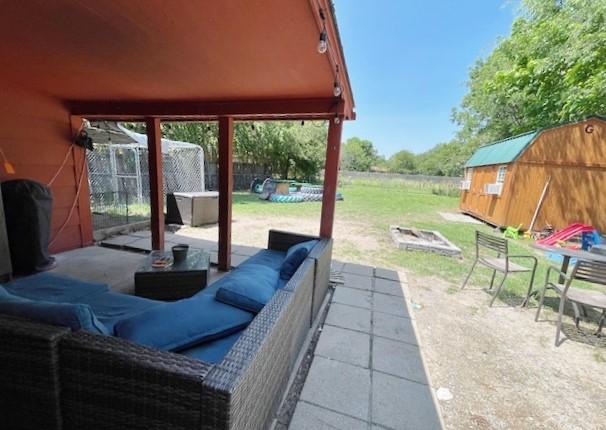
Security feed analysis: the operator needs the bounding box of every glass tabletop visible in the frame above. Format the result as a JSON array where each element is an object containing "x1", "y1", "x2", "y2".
[{"x1": 137, "y1": 248, "x2": 211, "y2": 273}]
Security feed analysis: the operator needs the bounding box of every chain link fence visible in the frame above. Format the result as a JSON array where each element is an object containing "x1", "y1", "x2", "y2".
[{"x1": 87, "y1": 139, "x2": 204, "y2": 230}]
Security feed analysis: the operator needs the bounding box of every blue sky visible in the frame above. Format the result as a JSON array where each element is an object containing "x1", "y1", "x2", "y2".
[{"x1": 333, "y1": 0, "x2": 519, "y2": 157}]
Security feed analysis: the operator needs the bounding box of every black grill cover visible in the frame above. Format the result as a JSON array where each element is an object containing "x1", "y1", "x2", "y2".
[{"x1": 1, "y1": 179, "x2": 54, "y2": 275}]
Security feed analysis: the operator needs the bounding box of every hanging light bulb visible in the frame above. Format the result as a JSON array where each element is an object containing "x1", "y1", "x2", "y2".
[
  {"x1": 333, "y1": 81, "x2": 342, "y2": 97},
  {"x1": 317, "y1": 30, "x2": 328, "y2": 54}
]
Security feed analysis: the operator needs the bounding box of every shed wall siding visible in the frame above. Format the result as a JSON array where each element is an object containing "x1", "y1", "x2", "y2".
[
  {"x1": 0, "y1": 83, "x2": 92, "y2": 253},
  {"x1": 509, "y1": 118, "x2": 606, "y2": 232},
  {"x1": 459, "y1": 164, "x2": 513, "y2": 226},
  {"x1": 505, "y1": 164, "x2": 606, "y2": 232},
  {"x1": 518, "y1": 119, "x2": 606, "y2": 166}
]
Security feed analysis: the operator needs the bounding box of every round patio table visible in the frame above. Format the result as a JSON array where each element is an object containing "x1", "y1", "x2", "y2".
[
  {"x1": 529, "y1": 244, "x2": 606, "y2": 321},
  {"x1": 531, "y1": 244, "x2": 606, "y2": 283}
]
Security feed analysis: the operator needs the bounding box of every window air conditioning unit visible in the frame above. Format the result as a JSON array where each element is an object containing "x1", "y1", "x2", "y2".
[
  {"x1": 484, "y1": 183, "x2": 503, "y2": 196},
  {"x1": 460, "y1": 180, "x2": 471, "y2": 191}
]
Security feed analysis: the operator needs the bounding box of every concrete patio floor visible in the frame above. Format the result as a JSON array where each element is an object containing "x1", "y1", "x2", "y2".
[
  {"x1": 51, "y1": 232, "x2": 443, "y2": 429},
  {"x1": 289, "y1": 262, "x2": 442, "y2": 430}
]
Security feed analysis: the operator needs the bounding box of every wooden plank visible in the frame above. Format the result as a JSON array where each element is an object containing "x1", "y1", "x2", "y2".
[
  {"x1": 146, "y1": 118, "x2": 164, "y2": 251},
  {"x1": 320, "y1": 117, "x2": 343, "y2": 238},
  {"x1": 67, "y1": 98, "x2": 344, "y2": 121},
  {"x1": 218, "y1": 117, "x2": 234, "y2": 271}
]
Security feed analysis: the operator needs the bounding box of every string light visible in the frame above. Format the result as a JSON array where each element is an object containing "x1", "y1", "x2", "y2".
[
  {"x1": 318, "y1": 30, "x2": 328, "y2": 54},
  {"x1": 317, "y1": 8, "x2": 328, "y2": 54},
  {"x1": 333, "y1": 82, "x2": 342, "y2": 97},
  {"x1": 333, "y1": 64, "x2": 342, "y2": 97}
]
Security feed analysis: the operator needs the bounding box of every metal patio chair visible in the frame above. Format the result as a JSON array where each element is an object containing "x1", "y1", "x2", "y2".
[
  {"x1": 461, "y1": 231, "x2": 538, "y2": 306},
  {"x1": 535, "y1": 259, "x2": 606, "y2": 346}
]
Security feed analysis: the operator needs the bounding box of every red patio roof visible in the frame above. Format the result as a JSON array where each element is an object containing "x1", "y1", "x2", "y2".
[{"x1": 0, "y1": 0, "x2": 354, "y2": 120}]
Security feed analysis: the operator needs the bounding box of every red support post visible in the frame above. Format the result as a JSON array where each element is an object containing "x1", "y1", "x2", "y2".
[
  {"x1": 320, "y1": 117, "x2": 344, "y2": 238},
  {"x1": 146, "y1": 118, "x2": 164, "y2": 250},
  {"x1": 70, "y1": 116, "x2": 94, "y2": 247},
  {"x1": 218, "y1": 116, "x2": 234, "y2": 271}
]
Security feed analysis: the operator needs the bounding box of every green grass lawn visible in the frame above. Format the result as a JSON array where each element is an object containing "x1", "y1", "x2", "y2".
[{"x1": 233, "y1": 178, "x2": 582, "y2": 304}]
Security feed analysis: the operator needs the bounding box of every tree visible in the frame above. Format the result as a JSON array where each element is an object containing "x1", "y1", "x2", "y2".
[
  {"x1": 388, "y1": 150, "x2": 417, "y2": 174},
  {"x1": 415, "y1": 142, "x2": 473, "y2": 177},
  {"x1": 340, "y1": 137, "x2": 378, "y2": 171},
  {"x1": 453, "y1": 0, "x2": 606, "y2": 144},
  {"x1": 123, "y1": 120, "x2": 328, "y2": 180},
  {"x1": 412, "y1": 0, "x2": 606, "y2": 177}
]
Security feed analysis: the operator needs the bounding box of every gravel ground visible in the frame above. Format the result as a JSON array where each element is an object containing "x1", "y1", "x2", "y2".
[{"x1": 407, "y1": 274, "x2": 606, "y2": 430}]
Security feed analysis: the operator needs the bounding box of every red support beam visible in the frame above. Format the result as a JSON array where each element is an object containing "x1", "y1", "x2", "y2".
[
  {"x1": 69, "y1": 116, "x2": 93, "y2": 247},
  {"x1": 146, "y1": 118, "x2": 164, "y2": 250},
  {"x1": 218, "y1": 116, "x2": 234, "y2": 271},
  {"x1": 67, "y1": 97, "x2": 347, "y2": 121},
  {"x1": 320, "y1": 117, "x2": 344, "y2": 238}
]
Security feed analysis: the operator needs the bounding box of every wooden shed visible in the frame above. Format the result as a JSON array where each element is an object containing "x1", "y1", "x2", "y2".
[{"x1": 459, "y1": 116, "x2": 606, "y2": 232}]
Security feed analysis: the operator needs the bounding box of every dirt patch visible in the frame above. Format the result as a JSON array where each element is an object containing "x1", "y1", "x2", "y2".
[
  {"x1": 174, "y1": 214, "x2": 382, "y2": 262},
  {"x1": 407, "y1": 274, "x2": 606, "y2": 430}
]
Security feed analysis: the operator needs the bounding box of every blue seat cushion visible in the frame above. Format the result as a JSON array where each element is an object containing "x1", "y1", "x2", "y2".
[
  {"x1": 215, "y1": 264, "x2": 279, "y2": 313},
  {"x1": 78, "y1": 291, "x2": 162, "y2": 334},
  {"x1": 240, "y1": 249, "x2": 286, "y2": 271},
  {"x1": 4, "y1": 272, "x2": 110, "y2": 303},
  {"x1": 180, "y1": 329, "x2": 244, "y2": 364},
  {"x1": 114, "y1": 293, "x2": 254, "y2": 351},
  {"x1": 0, "y1": 286, "x2": 109, "y2": 335},
  {"x1": 279, "y1": 240, "x2": 318, "y2": 280}
]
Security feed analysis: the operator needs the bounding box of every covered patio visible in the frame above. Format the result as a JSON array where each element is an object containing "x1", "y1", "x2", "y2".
[{"x1": 0, "y1": 0, "x2": 354, "y2": 259}]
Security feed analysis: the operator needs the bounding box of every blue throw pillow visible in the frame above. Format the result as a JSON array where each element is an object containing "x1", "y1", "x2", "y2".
[
  {"x1": 114, "y1": 293, "x2": 254, "y2": 351},
  {"x1": 279, "y1": 240, "x2": 318, "y2": 280},
  {"x1": 215, "y1": 264, "x2": 279, "y2": 313},
  {"x1": 0, "y1": 289, "x2": 109, "y2": 335}
]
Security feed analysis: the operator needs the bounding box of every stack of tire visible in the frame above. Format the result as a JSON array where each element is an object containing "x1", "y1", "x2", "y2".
[
  {"x1": 269, "y1": 194, "x2": 305, "y2": 203},
  {"x1": 300, "y1": 185, "x2": 323, "y2": 194},
  {"x1": 269, "y1": 190, "x2": 343, "y2": 203}
]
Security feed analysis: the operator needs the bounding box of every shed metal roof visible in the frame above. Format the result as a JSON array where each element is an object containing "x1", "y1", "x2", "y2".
[{"x1": 465, "y1": 130, "x2": 539, "y2": 168}]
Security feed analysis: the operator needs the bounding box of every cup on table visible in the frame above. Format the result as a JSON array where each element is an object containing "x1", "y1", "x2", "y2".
[{"x1": 171, "y1": 244, "x2": 189, "y2": 263}]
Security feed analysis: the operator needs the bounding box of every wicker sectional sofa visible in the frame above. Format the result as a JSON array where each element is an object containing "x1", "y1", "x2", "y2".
[{"x1": 0, "y1": 230, "x2": 332, "y2": 430}]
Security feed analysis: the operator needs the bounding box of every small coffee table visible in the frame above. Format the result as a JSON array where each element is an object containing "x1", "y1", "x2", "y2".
[{"x1": 135, "y1": 248, "x2": 210, "y2": 300}]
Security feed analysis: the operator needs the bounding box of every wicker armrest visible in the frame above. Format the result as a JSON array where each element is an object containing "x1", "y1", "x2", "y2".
[
  {"x1": 202, "y1": 264, "x2": 314, "y2": 430},
  {"x1": 59, "y1": 331, "x2": 212, "y2": 430},
  {"x1": 0, "y1": 316, "x2": 70, "y2": 430},
  {"x1": 267, "y1": 229, "x2": 321, "y2": 252}
]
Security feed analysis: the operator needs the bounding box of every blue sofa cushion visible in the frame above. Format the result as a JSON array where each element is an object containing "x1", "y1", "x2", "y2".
[
  {"x1": 4, "y1": 272, "x2": 110, "y2": 303},
  {"x1": 215, "y1": 264, "x2": 279, "y2": 313},
  {"x1": 0, "y1": 287, "x2": 109, "y2": 335},
  {"x1": 279, "y1": 240, "x2": 318, "y2": 280},
  {"x1": 114, "y1": 293, "x2": 254, "y2": 351},
  {"x1": 78, "y1": 291, "x2": 162, "y2": 334},
  {"x1": 180, "y1": 329, "x2": 244, "y2": 364}
]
